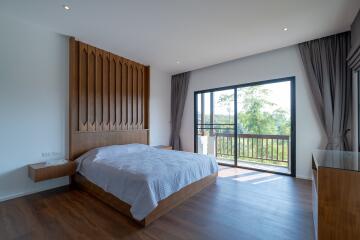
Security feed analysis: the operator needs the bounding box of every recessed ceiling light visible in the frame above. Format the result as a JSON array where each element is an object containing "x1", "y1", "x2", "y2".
[
  {"x1": 63, "y1": 5, "x2": 70, "y2": 10},
  {"x1": 176, "y1": 60, "x2": 180, "y2": 64},
  {"x1": 283, "y1": 27, "x2": 288, "y2": 31}
]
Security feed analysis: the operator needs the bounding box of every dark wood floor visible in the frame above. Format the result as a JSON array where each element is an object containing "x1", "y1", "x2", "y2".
[{"x1": 0, "y1": 167, "x2": 314, "y2": 240}]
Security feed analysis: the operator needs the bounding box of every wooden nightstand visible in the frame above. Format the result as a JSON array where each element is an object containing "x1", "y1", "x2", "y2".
[
  {"x1": 28, "y1": 161, "x2": 76, "y2": 182},
  {"x1": 154, "y1": 145, "x2": 173, "y2": 150}
]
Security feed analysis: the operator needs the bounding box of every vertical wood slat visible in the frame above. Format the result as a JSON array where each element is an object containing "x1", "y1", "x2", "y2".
[
  {"x1": 87, "y1": 46, "x2": 96, "y2": 131},
  {"x1": 128, "y1": 63, "x2": 133, "y2": 129},
  {"x1": 144, "y1": 66, "x2": 150, "y2": 129},
  {"x1": 71, "y1": 39, "x2": 149, "y2": 133},
  {"x1": 122, "y1": 61, "x2": 128, "y2": 130},
  {"x1": 116, "y1": 58, "x2": 122, "y2": 130},
  {"x1": 95, "y1": 49, "x2": 103, "y2": 131},
  {"x1": 109, "y1": 54, "x2": 117, "y2": 131},
  {"x1": 138, "y1": 67, "x2": 143, "y2": 129},
  {"x1": 133, "y1": 66, "x2": 138, "y2": 129},
  {"x1": 102, "y1": 52, "x2": 110, "y2": 131},
  {"x1": 69, "y1": 38, "x2": 79, "y2": 159},
  {"x1": 142, "y1": 67, "x2": 146, "y2": 128},
  {"x1": 69, "y1": 38, "x2": 79, "y2": 132},
  {"x1": 79, "y1": 42, "x2": 88, "y2": 131}
]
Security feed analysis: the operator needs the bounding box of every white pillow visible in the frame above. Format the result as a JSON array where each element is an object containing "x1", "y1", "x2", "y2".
[
  {"x1": 95, "y1": 144, "x2": 151, "y2": 159},
  {"x1": 76, "y1": 144, "x2": 152, "y2": 170}
]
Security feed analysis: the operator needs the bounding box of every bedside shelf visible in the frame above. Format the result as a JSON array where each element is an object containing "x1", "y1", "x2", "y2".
[
  {"x1": 28, "y1": 161, "x2": 76, "y2": 182},
  {"x1": 154, "y1": 145, "x2": 173, "y2": 150}
]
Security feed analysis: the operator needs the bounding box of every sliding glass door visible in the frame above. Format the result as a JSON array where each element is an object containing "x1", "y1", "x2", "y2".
[{"x1": 194, "y1": 77, "x2": 295, "y2": 176}]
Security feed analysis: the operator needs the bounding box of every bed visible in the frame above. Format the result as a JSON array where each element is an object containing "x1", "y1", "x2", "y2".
[
  {"x1": 68, "y1": 38, "x2": 218, "y2": 226},
  {"x1": 74, "y1": 144, "x2": 218, "y2": 225}
]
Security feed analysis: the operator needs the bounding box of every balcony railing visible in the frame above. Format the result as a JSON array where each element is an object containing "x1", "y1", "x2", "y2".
[{"x1": 215, "y1": 133, "x2": 290, "y2": 167}]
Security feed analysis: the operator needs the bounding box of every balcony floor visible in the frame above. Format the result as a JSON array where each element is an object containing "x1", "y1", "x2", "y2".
[{"x1": 218, "y1": 158, "x2": 290, "y2": 174}]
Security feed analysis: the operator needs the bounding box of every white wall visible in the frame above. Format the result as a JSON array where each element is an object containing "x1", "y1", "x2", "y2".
[
  {"x1": 0, "y1": 15, "x2": 171, "y2": 201},
  {"x1": 181, "y1": 46, "x2": 326, "y2": 179},
  {"x1": 149, "y1": 68, "x2": 171, "y2": 146},
  {"x1": 0, "y1": 16, "x2": 69, "y2": 201}
]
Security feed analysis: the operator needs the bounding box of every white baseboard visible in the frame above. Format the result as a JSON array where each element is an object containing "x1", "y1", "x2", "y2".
[{"x1": 0, "y1": 183, "x2": 69, "y2": 202}]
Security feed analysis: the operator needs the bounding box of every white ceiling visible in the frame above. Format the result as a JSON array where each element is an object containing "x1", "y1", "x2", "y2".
[{"x1": 1, "y1": 0, "x2": 359, "y2": 74}]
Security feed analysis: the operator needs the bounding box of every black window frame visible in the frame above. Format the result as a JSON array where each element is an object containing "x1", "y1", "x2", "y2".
[{"x1": 194, "y1": 76, "x2": 296, "y2": 177}]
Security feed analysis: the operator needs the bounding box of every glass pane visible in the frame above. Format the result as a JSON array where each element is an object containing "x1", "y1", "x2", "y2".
[
  {"x1": 196, "y1": 92, "x2": 214, "y2": 156},
  {"x1": 196, "y1": 94, "x2": 202, "y2": 125},
  {"x1": 195, "y1": 91, "x2": 236, "y2": 166},
  {"x1": 213, "y1": 89, "x2": 235, "y2": 165},
  {"x1": 237, "y1": 81, "x2": 291, "y2": 174},
  {"x1": 214, "y1": 90, "x2": 234, "y2": 125},
  {"x1": 203, "y1": 92, "x2": 211, "y2": 124}
]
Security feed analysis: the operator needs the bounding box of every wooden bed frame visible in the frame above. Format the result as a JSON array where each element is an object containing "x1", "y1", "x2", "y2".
[
  {"x1": 68, "y1": 38, "x2": 217, "y2": 226},
  {"x1": 74, "y1": 173, "x2": 217, "y2": 226}
]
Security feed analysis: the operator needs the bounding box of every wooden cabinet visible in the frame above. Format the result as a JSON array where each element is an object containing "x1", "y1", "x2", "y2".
[
  {"x1": 312, "y1": 150, "x2": 360, "y2": 240},
  {"x1": 28, "y1": 161, "x2": 76, "y2": 182},
  {"x1": 312, "y1": 169, "x2": 318, "y2": 239}
]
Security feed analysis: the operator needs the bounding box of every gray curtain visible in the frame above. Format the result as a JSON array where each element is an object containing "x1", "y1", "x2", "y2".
[
  {"x1": 170, "y1": 72, "x2": 190, "y2": 150},
  {"x1": 298, "y1": 32, "x2": 352, "y2": 150}
]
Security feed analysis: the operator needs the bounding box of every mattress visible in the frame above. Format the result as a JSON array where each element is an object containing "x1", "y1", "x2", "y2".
[{"x1": 76, "y1": 144, "x2": 218, "y2": 220}]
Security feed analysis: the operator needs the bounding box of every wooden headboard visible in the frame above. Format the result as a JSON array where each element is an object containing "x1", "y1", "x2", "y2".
[{"x1": 69, "y1": 38, "x2": 150, "y2": 160}]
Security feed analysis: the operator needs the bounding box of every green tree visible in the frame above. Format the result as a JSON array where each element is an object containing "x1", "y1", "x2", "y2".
[
  {"x1": 216, "y1": 86, "x2": 290, "y2": 135},
  {"x1": 271, "y1": 108, "x2": 290, "y2": 135},
  {"x1": 238, "y1": 87, "x2": 274, "y2": 134},
  {"x1": 217, "y1": 94, "x2": 234, "y2": 123}
]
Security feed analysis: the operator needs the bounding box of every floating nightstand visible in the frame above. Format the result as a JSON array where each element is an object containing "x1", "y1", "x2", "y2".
[
  {"x1": 28, "y1": 160, "x2": 76, "y2": 182},
  {"x1": 154, "y1": 145, "x2": 173, "y2": 150}
]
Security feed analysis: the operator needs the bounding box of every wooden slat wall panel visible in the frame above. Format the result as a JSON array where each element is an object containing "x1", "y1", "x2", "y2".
[{"x1": 70, "y1": 38, "x2": 149, "y2": 133}]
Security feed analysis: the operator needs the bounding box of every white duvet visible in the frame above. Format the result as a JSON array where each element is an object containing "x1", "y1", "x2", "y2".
[{"x1": 76, "y1": 144, "x2": 218, "y2": 220}]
